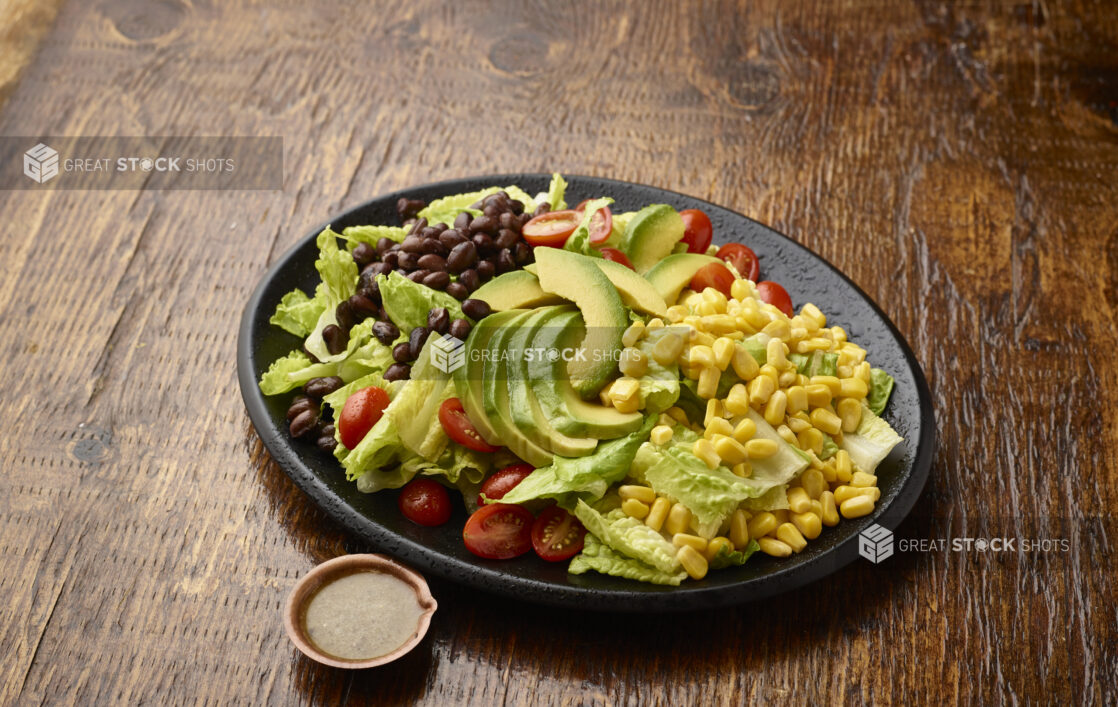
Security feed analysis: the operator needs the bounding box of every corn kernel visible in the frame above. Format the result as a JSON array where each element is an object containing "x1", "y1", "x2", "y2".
[
  {"x1": 840, "y1": 377, "x2": 868, "y2": 399},
  {"x1": 745, "y1": 438, "x2": 778, "y2": 459},
  {"x1": 691, "y1": 331, "x2": 716, "y2": 348},
  {"x1": 742, "y1": 305, "x2": 770, "y2": 331},
  {"x1": 786, "y1": 385, "x2": 808, "y2": 415},
  {"x1": 800, "y1": 469, "x2": 826, "y2": 499},
  {"x1": 697, "y1": 365, "x2": 720, "y2": 399},
  {"x1": 724, "y1": 383, "x2": 751, "y2": 416},
  {"x1": 667, "y1": 406, "x2": 689, "y2": 424},
  {"x1": 613, "y1": 396, "x2": 641, "y2": 414},
  {"x1": 758, "y1": 537, "x2": 793, "y2": 557},
  {"x1": 646, "y1": 317, "x2": 665, "y2": 330},
  {"x1": 836, "y1": 397, "x2": 863, "y2": 433},
  {"x1": 729, "y1": 509, "x2": 751, "y2": 548},
  {"x1": 619, "y1": 485, "x2": 656, "y2": 504},
  {"x1": 703, "y1": 399, "x2": 723, "y2": 427},
  {"x1": 764, "y1": 390, "x2": 788, "y2": 426},
  {"x1": 771, "y1": 509, "x2": 790, "y2": 524},
  {"x1": 840, "y1": 495, "x2": 874, "y2": 519},
  {"x1": 842, "y1": 343, "x2": 866, "y2": 363},
  {"x1": 834, "y1": 450, "x2": 853, "y2": 483},
  {"x1": 731, "y1": 417, "x2": 756, "y2": 443},
  {"x1": 820, "y1": 460, "x2": 837, "y2": 484},
  {"x1": 677, "y1": 544, "x2": 709, "y2": 579},
  {"x1": 696, "y1": 300, "x2": 718, "y2": 317},
  {"x1": 786, "y1": 487, "x2": 812, "y2": 514},
  {"x1": 622, "y1": 498, "x2": 650, "y2": 519},
  {"x1": 599, "y1": 380, "x2": 615, "y2": 406},
  {"x1": 747, "y1": 511, "x2": 779, "y2": 539},
  {"x1": 704, "y1": 314, "x2": 737, "y2": 335},
  {"x1": 833, "y1": 485, "x2": 878, "y2": 504},
  {"x1": 831, "y1": 326, "x2": 847, "y2": 343},
  {"x1": 690, "y1": 344, "x2": 715, "y2": 368},
  {"x1": 855, "y1": 361, "x2": 872, "y2": 384},
  {"x1": 810, "y1": 408, "x2": 842, "y2": 436},
  {"x1": 673, "y1": 533, "x2": 707, "y2": 552},
  {"x1": 731, "y1": 461, "x2": 751, "y2": 477},
  {"x1": 730, "y1": 279, "x2": 752, "y2": 301},
  {"x1": 762, "y1": 319, "x2": 790, "y2": 340},
  {"x1": 705, "y1": 536, "x2": 734, "y2": 562},
  {"x1": 797, "y1": 427, "x2": 824, "y2": 456},
  {"x1": 646, "y1": 497, "x2": 671, "y2": 532},
  {"x1": 621, "y1": 321, "x2": 646, "y2": 347},
  {"x1": 650, "y1": 425, "x2": 674, "y2": 446},
  {"x1": 758, "y1": 363, "x2": 780, "y2": 382},
  {"x1": 786, "y1": 415, "x2": 811, "y2": 434},
  {"x1": 610, "y1": 376, "x2": 640, "y2": 402},
  {"x1": 705, "y1": 417, "x2": 734, "y2": 439},
  {"x1": 714, "y1": 436, "x2": 748, "y2": 465},
  {"x1": 651, "y1": 331, "x2": 685, "y2": 364},
  {"x1": 665, "y1": 503, "x2": 693, "y2": 535},
  {"x1": 776, "y1": 522, "x2": 808, "y2": 552},
  {"x1": 776, "y1": 424, "x2": 798, "y2": 446},
  {"x1": 692, "y1": 439, "x2": 720, "y2": 469},
  {"x1": 851, "y1": 471, "x2": 878, "y2": 488},
  {"x1": 766, "y1": 338, "x2": 789, "y2": 371},
  {"x1": 805, "y1": 384, "x2": 832, "y2": 408},
  {"x1": 748, "y1": 375, "x2": 776, "y2": 406},
  {"x1": 789, "y1": 327, "x2": 810, "y2": 344},
  {"x1": 619, "y1": 347, "x2": 648, "y2": 378},
  {"x1": 712, "y1": 337, "x2": 735, "y2": 370},
  {"x1": 791, "y1": 511, "x2": 823, "y2": 540},
  {"x1": 730, "y1": 346, "x2": 760, "y2": 380},
  {"x1": 820, "y1": 491, "x2": 840, "y2": 526},
  {"x1": 836, "y1": 365, "x2": 853, "y2": 379},
  {"x1": 800, "y1": 303, "x2": 826, "y2": 329},
  {"x1": 810, "y1": 376, "x2": 842, "y2": 395}
]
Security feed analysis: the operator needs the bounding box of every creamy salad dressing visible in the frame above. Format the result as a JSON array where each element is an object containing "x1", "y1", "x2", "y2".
[{"x1": 303, "y1": 571, "x2": 424, "y2": 660}]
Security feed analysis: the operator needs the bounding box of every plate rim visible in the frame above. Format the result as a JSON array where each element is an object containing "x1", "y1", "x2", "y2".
[{"x1": 237, "y1": 172, "x2": 935, "y2": 612}]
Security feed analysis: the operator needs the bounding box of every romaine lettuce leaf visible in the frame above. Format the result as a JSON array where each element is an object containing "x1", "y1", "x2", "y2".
[
  {"x1": 377, "y1": 271, "x2": 464, "y2": 333},
  {"x1": 546, "y1": 173, "x2": 567, "y2": 211},
  {"x1": 841, "y1": 404, "x2": 903, "y2": 476},
  {"x1": 417, "y1": 187, "x2": 498, "y2": 225},
  {"x1": 346, "y1": 414, "x2": 413, "y2": 486},
  {"x1": 708, "y1": 540, "x2": 760, "y2": 570},
  {"x1": 387, "y1": 341, "x2": 456, "y2": 461},
  {"x1": 788, "y1": 350, "x2": 839, "y2": 378},
  {"x1": 258, "y1": 350, "x2": 338, "y2": 395},
  {"x1": 339, "y1": 224, "x2": 408, "y2": 251},
  {"x1": 269, "y1": 289, "x2": 326, "y2": 337},
  {"x1": 303, "y1": 228, "x2": 360, "y2": 362},
  {"x1": 573, "y1": 501, "x2": 681, "y2": 575},
  {"x1": 867, "y1": 368, "x2": 895, "y2": 415},
  {"x1": 568, "y1": 532, "x2": 688, "y2": 586},
  {"x1": 635, "y1": 328, "x2": 681, "y2": 414}
]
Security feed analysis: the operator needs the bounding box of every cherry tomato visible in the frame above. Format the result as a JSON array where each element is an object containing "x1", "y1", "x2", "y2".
[
  {"x1": 477, "y1": 463, "x2": 534, "y2": 506},
  {"x1": 690, "y1": 262, "x2": 735, "y2": 298},
  {"x1": 530, "y1": 506, "x2": 586, "y2": 562},
  {"x1": 398, "y1": 478, "x2": 452, "y2": 527},
  {"x1": 338, "y1": 386, "x2": 390, "y2": 449},
  {"x1": 599, "y1": 247, "x2": 633, "y2": 269},
  {"x1": 716, "y1": 243, "x2": 760, "y2": 282},
  {"x1": 679, "y1": 209, "x2": 713, "y2": 254},
  {"x1": 438, "y1": 398, "x2": 500, "y2": 452},
  {"x1": 756, "y1": 280, "x2": 794, "y2": 317},
  {"x1": 522, "y1": 209, "x2": 581, "y2": 247},
  {"x1": 462, "y1": 503, "x2": 534, "y2": 559},
  {"x1": 576, "y1": 199, "x2": 614, "y2": 244}
]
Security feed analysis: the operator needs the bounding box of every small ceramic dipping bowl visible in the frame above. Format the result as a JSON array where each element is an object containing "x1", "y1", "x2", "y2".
[{"x1": 284, "y1": 554, "x2": 437, "y2": 669}]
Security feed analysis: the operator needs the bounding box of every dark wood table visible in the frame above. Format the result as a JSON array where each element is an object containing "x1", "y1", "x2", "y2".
[{"x1": 2, "y1": 1, "x2": 1114, "y2": 703}]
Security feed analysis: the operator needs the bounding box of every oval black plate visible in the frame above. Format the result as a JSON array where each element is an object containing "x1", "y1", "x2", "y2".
[{"x1": 238, "y1": 174, "x2": 934, "y2": 612}]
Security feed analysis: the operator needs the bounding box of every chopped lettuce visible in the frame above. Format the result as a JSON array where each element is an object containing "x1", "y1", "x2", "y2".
[
  {"x1": 709, "y1": 540, "x2": 760, "y2": 570},
  {"x1": 377, "y1": 271, "x2": 464, "y2": 333},
  {"x1": 417, "y1": 187, "x2": 498, "y2": 225},
  {"x1": 339, "y1": 224, "x2": 408, "y2": 251},
  {"x1": 546, "y1": 172, "x2": 567, "y2": 211},
  {"x1": 867, "y1": 368, "x2": 895, "y2": 415},
  {"x1": 302, "y1": 228, "x2": 360, "y2": 362},
  {"x1": 259, "y1": 350, "x2": 338, "y2": 395},
  {"x1": 573, "y1": 501, "x2": 681, "y2": 575},
  {"x1": 269, "y1": 289, "x2": 326, "y2": 337},
  {"x1": 347, "y1": 414, "x2": 412, "y2": 486},
  {"x1": 569, "y1": 532, "x2": 688, "y2": 586},
  {"x1": 820, "y1": 432, "x2": 839, "y2": 461},
  {"x1": 788, "y1": 350, "x2": 838, "y2": 378},
  {"x1": 635, "y1": 328, "x2": 681, "y2": 414},
  {"x1": 740, "y1": 334, "x2": 769, "y2": 366},
  {"x1": 561, "y1": 197, "x2": 612, "y2": 258},
  {"x1": 841, "y1": 404, "x2": 903, "y2": 476},
  {"x1": 387, "y1": 341, "x2": 455, "y2": 461}
]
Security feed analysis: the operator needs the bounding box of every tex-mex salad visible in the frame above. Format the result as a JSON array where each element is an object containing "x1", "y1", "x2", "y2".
[{"x1": 259, "y1": 175, "x2": 902, "y2": 585}]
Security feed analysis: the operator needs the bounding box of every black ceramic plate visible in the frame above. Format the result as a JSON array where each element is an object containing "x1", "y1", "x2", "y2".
[{"x1": 238, "y1": 174, "x2": 934, "y2": 612}]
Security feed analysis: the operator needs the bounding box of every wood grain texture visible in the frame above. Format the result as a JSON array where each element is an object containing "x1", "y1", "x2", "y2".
[{"x1": 1, "y1": 0, "x2": 1115, "y2": 704}]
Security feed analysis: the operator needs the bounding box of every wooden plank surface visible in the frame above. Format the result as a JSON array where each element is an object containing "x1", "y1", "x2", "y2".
[{"x1": 1, "y1": 0, "x2": 1115, "y2": 704}]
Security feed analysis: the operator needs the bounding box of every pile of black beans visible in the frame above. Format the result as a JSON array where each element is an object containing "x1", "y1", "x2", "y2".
[{"x1": 287, "y1": 375, "x2": 344, "y2": 452}]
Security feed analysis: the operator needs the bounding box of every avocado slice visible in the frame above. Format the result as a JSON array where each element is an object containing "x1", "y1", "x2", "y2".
[
  {"x1": 470, "y1": 270, "x2": 565, "y2": 312},
  {"x1": 530, "y1": 309, "x2": 644, "y2": 439},
  {"x1": 506, "y1": 306, "x2": 597, "y2": 457},
  {"x1": 533, "y1": 248, "x2": 627, "y2": 400},
  {"x1": 454, "y1": 309, "x2": 521, "y2": 446},
  {"x1": 593, "y1": 259, "x2": 668, "y2": 317},
  {"x1": 642, "y1": 253, "x2": 721, "y2": 304},
  {"x1": 620, "y1": 204, "x2": 686, "y2": 273},
  {"x1": 482, "y1": 309, "x2": 554, "y2": 467}
]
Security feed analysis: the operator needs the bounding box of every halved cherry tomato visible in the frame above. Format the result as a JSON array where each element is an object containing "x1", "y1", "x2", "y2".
[
  {"x1": 690, "y1": 262, "x2": 735, "y2": 298},
  {"x1": 338, "y1": 386, "x2": 390, "y2": 449},
  {"x1": 756, "y1": 280, "x2": 794, "y2": 317},
  {"x1": 530, "y1": 506, "x2": 586, "y2": 562},
  {"x1": 576, "y1": 199, "x2": 614, "y2": 244},
  {"x1": 462, "y1": 503, "x2": 534, "y2": 559},
  {"x1": 398, "y1": 478, "x2": 452, "y2": 527},
  {"x1": 522, "y1": 209, "x2": 581, "y2": 247},
  {"x1": 438, "y1": 398, "x2": 500, "y2": 452},
  {"x1": 477, "y1": 463, "x2": 534, "y2": 506},
  {"x1": 679, "y1": 209, "x2": 713, "y2": 254},
  {"x1": 599, "y1": 247, "x2": 633, "y2": 269},
  {"x1": 716, "y1": 243, "x2": 760, "y2": 282}
]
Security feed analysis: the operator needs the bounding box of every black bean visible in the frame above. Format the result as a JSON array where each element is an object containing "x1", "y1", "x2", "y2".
[
  {"x1": 476, "y1": 259, "x2": 495, "y2": 281},
  {"x1": 499, "y1": 212, "x2": 521, "y2": 233},
  {"x1": 439, "y1": 229, "x2": 467, "y2": 249},
  {"x1": 432, "y1": 222, "x2": 449, "y2": 234},
  {"x1": 373, "y1": 320, "x2": 399, "y2": 345},
  {"x1": 304, "y1": 376, "x2": 344, "y2": 398},
  {"x1": 364, "y1": 261, "x2": 392, "y2": 278},
  {"x1": 316, "y1": 434, "x2": 338, "y2": 453},
  {"x1": 352, "y1": 242, "x2": 377, "y2": 266},
  {"x1": 427, "y1": 307, "x2": 450, "y2": 334},
  {"x1": 533, "y1": 203, "x2": 551, "y2": 217},
  {"x1": 289, "y1": 409, "x2": 318, "y2": 438},
  {"x1": 418, "y1": 238, "x2": 443, "y2": 255},
  {"x1": 406, "y1": 269, "x2": 430, "y2": 283},
  {"x1": 286, "y1": 395, "x2": 316, "y2": 421},
  {"x1": 423, "y1": 271, "x2": 450, "y2": 290},
  {"x1": 449, "y1": 318, "x2": 472, "y2": 340},
  {"x1": 497, "y1": 248, "x2": 516, "y2": 273},
  {"x1": 446, "y1": 241, "x2": 478, "y2": 273},
  {"x1": 483, "y1": 203, "x2": 500, "y2": 219},
  {"x1": 380, "y1": 251, "x2": 399, "y2": 269},
  {"x1": 407, "y1": 217, "x2": 428, "y2": 235},
  {"x1": 446, "y1": 281, "x2": 469, "y2": 300},
  {"x1": 458, "y1": 268, "x2": 480, "y2": 292},
  {"x1": 472, "y1": 233, "x2": 496, "y2": 255},
  {"x1": 376, "y1": 237, "x2": 396, "y2": 255},
  {"x1": 397, "y1": 252, "x2": 419, "y2": 270},
  {"x1": 409, "y1": 326, "x2": 431, "y2": 359},
  {"x1": 453, "y1": 211, "x2": 472, "y2": 230},
  {"x1": 393, "y1": 341, "x2": 413, "y2": 363},
  {"x1": 319, "y1": 423, "x2": 336, "y2": 438},
  {"x1": 510, "y1": 199, "x2": 524, "y2": 215},
  {"x1": 419, "y1": 227, "x2": 439, "y2": 240},
  {"x1": 514, "y1": 241, "x2": 532, "y2": 265},
  {"x1": 417, "y1": 253, "x2": 446, "y2": 271},
  {"x1": 519, "y1": 212, "x2": 533, "y2": 227},
  {"x1": 335, "y1": 299, "x2": 356, "y2": 330},
  {"x1": 496, "y1": 228, "x2": 519, "y2": 250},
  {"x1": 400, "y1": 236, "x2": 424, "y2": 253},
  {"x1": 470, "y1": 214, "x2": 497, "y2": 235},
  {"x1": 397, "y1": 197, "x2": 426, "y2": 222},
  {"x1": 348, "y1": 294, "x2": 379, "y2": 320},
  {"x1": 384, "y1": 363, "x2": 411, "y2": 382},
  {"x1": 358, "y1": 277, "x2": 382, "y2": 304},
  {"x1": 323, "y1": 325, "x2": 348, "y2": 355},
  {"x1": 461, "y1": 298, "x2": 492, "y2": 321}
]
